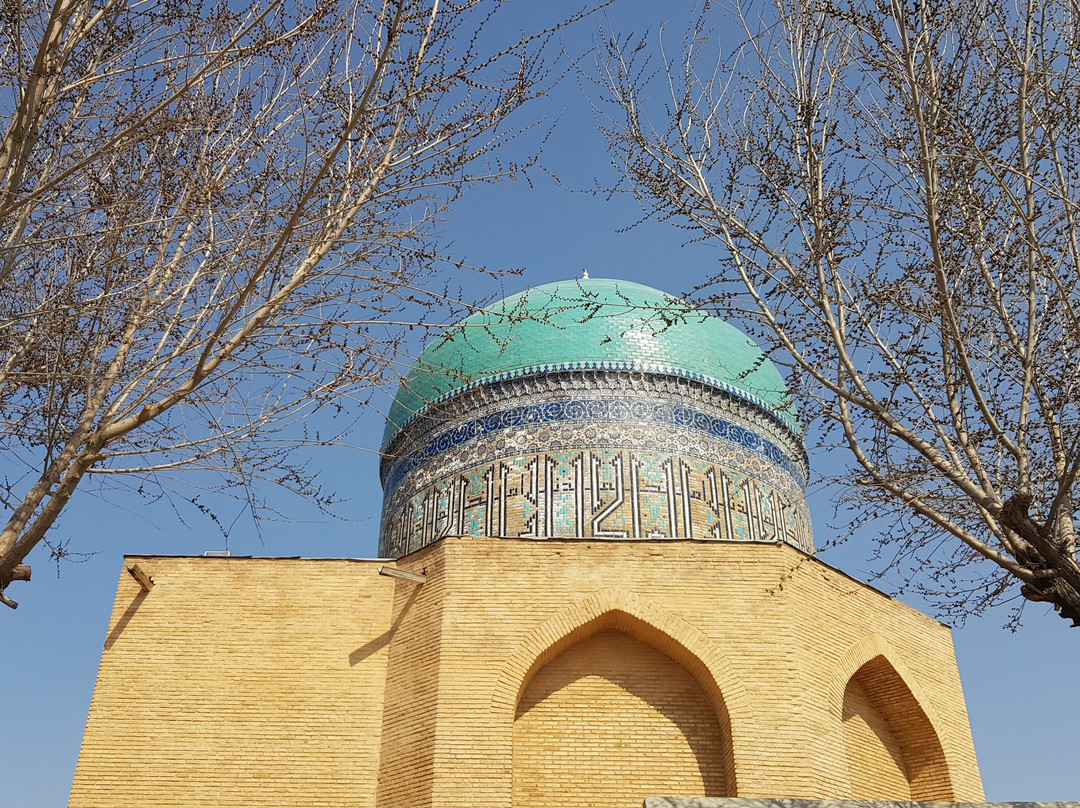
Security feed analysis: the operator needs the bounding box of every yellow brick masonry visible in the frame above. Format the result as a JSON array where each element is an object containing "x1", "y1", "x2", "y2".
[
  {"x1": 843, "y1": 677, "x2": 911, "y2": 799},
  {"x1": 410, "y1": 537, "x2": 983, "y2": 807},
  {"x1": 69, "y1": 538, "x2": 984, "y2": 808},
  {"x1": 374, "y1": 541, "x2": 445, "y2": 808},
  {"x1": 69, "y1": 557, "x2": 396, "y2": 808},
  {"x1": 513, "y1": 628, "x2": 729, "y2": 807}
]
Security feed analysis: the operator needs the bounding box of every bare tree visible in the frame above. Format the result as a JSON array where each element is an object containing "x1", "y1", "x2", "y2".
[
  {"x1": 598, "y1": 0, "x2": 1080, "y2": 624},
  {"x1": 0, "y1": 0, "x2": 592, "y2": 609}
]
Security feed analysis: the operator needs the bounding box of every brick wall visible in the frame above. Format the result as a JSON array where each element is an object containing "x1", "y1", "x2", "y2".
[
  {"x1": 374, "y1": 542, "x2": 445, "y2": 808},
  {"x1": 69, "y1": 539, "x2": 984, "y2": 807},
  {"x1": 422, "y1": 537, "x2": 982, "y2": 805},
  {"x1": 69, "y1": 557, "x2": 396, "y2": 808}
]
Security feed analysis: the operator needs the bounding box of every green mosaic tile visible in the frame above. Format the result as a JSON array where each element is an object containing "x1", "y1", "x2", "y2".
[{"x1": 385, "y1": 278, "x2": 796, "y2": 445}]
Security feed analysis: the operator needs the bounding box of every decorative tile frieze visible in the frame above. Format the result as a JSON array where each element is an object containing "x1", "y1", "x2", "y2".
[
  {"x1": 381, "y1": 371, "x2": 807, "y2": 489},
  {"x1": 379, "y1": 367, "x2": 813, "y2": 558},
  {"x1": 381, "y1": 399, "x2": 805, "y2": 500},
  {"x1": 379, "y1": 445, "x2": 812, "y2": 558}
]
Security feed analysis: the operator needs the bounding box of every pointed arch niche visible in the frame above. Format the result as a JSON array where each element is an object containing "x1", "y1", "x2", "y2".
[
  {"x1": 841, "y1": 654, "x2": 954, "y2": 800},
  {"x1": 495, "y1": 591, "x2": 742, "y2": 808}
]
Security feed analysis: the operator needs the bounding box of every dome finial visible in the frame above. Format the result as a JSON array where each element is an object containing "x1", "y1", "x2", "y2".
[{"x1": 582, "y1": 268, "x2": 590, "y2": 279}]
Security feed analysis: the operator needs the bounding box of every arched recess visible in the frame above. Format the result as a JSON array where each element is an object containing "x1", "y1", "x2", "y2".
[
  {"x1": 493, "y1": 589, "x2": 750, "y2": 801},
  {"x1": 831, "y1": 637, "x2": 954, "y2": 800}
]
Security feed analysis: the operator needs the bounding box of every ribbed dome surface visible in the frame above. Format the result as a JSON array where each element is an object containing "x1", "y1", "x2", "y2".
[{"x1": 384, "y1": 278, "x2": 795, "y2": 448}]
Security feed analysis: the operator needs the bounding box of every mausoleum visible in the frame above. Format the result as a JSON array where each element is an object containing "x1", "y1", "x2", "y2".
[{"x1": 70, "y1": 277, "x2": 987, "y2": 808}]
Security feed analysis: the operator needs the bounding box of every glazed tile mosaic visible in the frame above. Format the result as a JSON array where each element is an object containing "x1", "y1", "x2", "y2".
[
  {"x1": 379, "y1": 446, "x2": 812, "y2": 557},
  {"x1": 383, "y1": 277, "x2": 800, "y2": 446},
  {"x1": 388, "y1": 418, "x2": 801, "y2": 496},
  {"x1": 378, "y1": 277, "x2": 814, "y2": 559},
  {"x1": 381, "y1": 392, "x2": 806, "y2": 499},
  {"x1": 379, "y1": 371, "x2": 812, "y2": 557}
]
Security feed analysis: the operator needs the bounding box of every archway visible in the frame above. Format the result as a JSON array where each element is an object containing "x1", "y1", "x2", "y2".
[
  {"x1": 513, "y1": 626, "x2": 729, "y2": 808},
  {"x1": 842, "y1": 654, "x2": 953, "y2": 799}
]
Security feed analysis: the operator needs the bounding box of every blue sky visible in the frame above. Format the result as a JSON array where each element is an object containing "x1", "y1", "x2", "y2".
[{"x1": 4, "y1": 2, "x2": 1079, "y2": 805}]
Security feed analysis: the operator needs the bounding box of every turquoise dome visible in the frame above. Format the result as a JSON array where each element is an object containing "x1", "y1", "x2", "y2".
[
  {"x1": 379, "y1": 276, "x2": 813, "y2": 557},
  {"x1": 383, "y1": 278, "x2": 796, "y2": 448}
]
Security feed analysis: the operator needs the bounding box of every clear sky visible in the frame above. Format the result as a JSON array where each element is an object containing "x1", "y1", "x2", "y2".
[{"x1": 4, "y1": 3, "x2": 1079, "y2": 806}]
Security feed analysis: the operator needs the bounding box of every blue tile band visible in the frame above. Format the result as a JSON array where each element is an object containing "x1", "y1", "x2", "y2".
[{"x1": 382, "y1": 395, "x2": 806, "y2": 500}]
